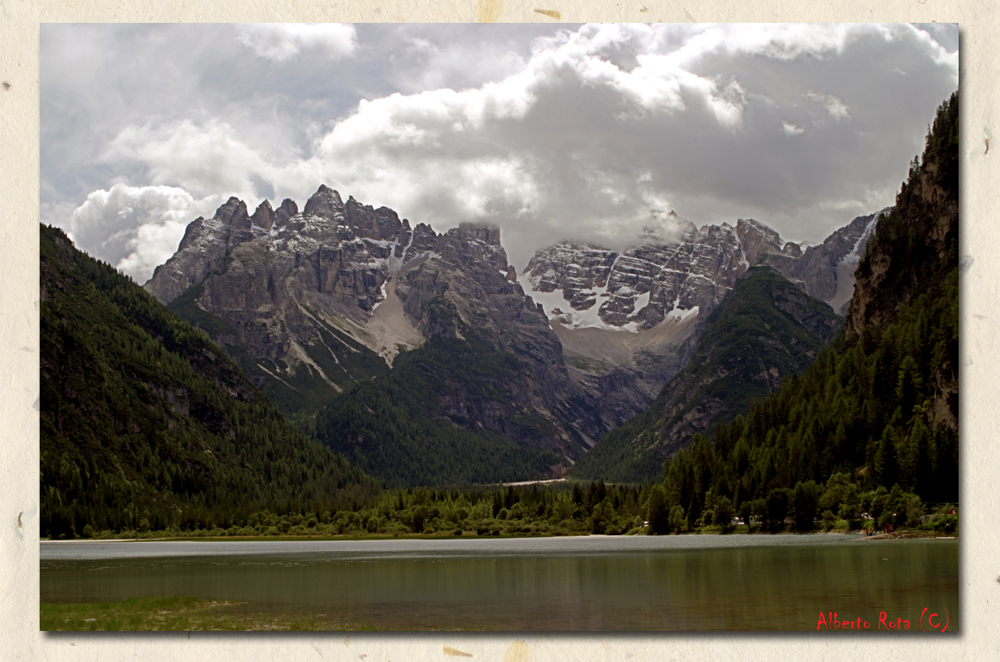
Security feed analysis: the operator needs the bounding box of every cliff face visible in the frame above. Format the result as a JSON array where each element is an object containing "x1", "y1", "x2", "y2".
[
  {"x1": 519, "y1": 212, "x2": 883, "y2": 433},
  {"x1": 847, "y1": 93, "x2": 959, "y2": 433},
  {"x1": 847, "y1": 173, "x2": 958, "y2": 339},
  {"x1": 145, "y1": 196, "x2": 256, "y2": 305},
  {"x1": 145, "y1": 187, "x2": 602, "y2": 461},
  {"x1": 760, "y1": 209, "x2": 888, "y2": 315}
]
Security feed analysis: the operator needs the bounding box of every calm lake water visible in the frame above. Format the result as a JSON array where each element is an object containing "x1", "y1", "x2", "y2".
[{"x1": 40, "y1": 534, "x2": 958, "y2": 631}]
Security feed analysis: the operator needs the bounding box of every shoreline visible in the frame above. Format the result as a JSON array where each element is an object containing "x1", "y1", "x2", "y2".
[{"x1": 40, "y1": 528, "x2": 957, "y2": 544}]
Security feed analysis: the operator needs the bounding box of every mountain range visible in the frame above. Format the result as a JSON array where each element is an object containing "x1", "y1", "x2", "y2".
[
  {"x1": 518, "y1": 210, "x2": 884, "y2": 431},
  {"x1": 142, "y1": 179, "x2": 884, "y2": 484},
  {"x1": 39, "y1": 92, "x2": 958, "y2": 535}
]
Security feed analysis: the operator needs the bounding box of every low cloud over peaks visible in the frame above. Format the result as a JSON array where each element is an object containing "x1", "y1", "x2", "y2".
[
  {"x1": 43, "y1": 23, "x2": 959, "y2": 278},
  {"x1": 69, "y1": 184, "x2": 225, "y2": 283}
]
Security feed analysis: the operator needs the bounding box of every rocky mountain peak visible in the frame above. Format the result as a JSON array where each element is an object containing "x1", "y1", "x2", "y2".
[
  {"x1": 735, "y1": 218, "x2": 786, "y2": 265},
  {"x1": 404, "y1": 222, "x2": 439, "y2": 258},
  {"x1": 781, "y1": 242, "x2": 804, "y2": 258},
  {"x1": 175, "y1": 216, "x2": 207, "y2": 253},
  {"x1": 457, "y1": 223, "x2": 501, "y2": 246},
  {"x1": 146, "y1": 195, "x2": 264, "y2": 303},
  {"x1": 521, "y1": 222, "x2": 746, "y2": 333},
  {"x1": 303, "y1": 185, "x2": 345, "y2": 220},
  {"x1": 522, "y1": 207, "x2": 889, "y2": 339},
  {"x1": 145, "y1": 190, "x2": 527, "y2": 370},
  {"x1": 274, "y1": 198, "x2": 298, "y2": 228},
  {"x1": 437, "y1": 223, "x2": 507, "y2": 271},
  {"x1": 215, "y1": 197, "x2": 251, "y2": 229},
  {"x1": 345, "y1": 196, "x2": 403, "y2": 241},
  {"x1": 251, "y1": 200, "x2": 274, "y2": 232}
]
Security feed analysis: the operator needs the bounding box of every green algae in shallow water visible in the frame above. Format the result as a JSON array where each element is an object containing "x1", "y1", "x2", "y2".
[{"x1": 40, "y1": 596, "x2": 398, "y2": 632}]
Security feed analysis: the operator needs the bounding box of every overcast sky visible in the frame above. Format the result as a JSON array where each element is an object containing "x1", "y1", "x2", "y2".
[{"x1": 41, "y1": 23, "x2": 958, "y2": 283}]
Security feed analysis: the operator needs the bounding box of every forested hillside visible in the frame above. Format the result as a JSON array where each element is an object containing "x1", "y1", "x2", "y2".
[
  {"x1": 312, "y1": 302, "x2": 565, "y2": 487},
  {"x1": 572, "y1": 266, "x2": 842, "y2": 483},
  {"x1": 658, "y1": 93, "x2": 958, "y2": 530},
  {"x1": 40, "y1": 225, "x2": 379, "y2": 538}
]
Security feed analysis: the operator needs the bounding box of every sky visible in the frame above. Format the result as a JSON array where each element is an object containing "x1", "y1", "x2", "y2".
[{"x1": 40, "y1": 23, "x2": 959, "y2": 283}]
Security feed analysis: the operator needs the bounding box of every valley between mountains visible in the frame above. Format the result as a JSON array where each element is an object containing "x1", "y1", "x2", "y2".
[
  {"x1": 39, "y1": 94, "x2": 958, "y2": 539},
  {"x1": 139, "y1": 173, "x2": 882, "y2": 486}
]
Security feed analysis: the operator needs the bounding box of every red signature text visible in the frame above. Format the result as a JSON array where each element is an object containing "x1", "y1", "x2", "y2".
[
  {"x1": 877, "y1": 612, "x2": 911, "y2": 630},
  {"x1": 817, "y1": 609, "x2": 950, "y2": 631},
  {"x1": 919, "y1": 607, "x2": 950, "y2": 632},
  {"x1": 816, "y1": 612, "x2": 870, "y2": 630}
]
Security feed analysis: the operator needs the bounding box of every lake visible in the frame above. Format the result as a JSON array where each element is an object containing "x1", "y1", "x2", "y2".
[{"x1": 40, "y1": 534, "x2": 958, "y2": 631}]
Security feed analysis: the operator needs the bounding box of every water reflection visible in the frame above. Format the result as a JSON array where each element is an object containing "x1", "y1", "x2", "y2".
[{"x1": 41, "y1": 537, "x2": 958, "y2": 631}]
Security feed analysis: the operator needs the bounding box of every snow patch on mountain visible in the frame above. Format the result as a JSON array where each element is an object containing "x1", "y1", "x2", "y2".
[{"x1": 842, "y1": 207, "x2": 890, "y2": 267}]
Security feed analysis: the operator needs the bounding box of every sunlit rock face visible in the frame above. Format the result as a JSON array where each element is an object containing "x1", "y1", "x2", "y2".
[
  {"x1": 143, "y1": 186, "x2": 607, "y2": 459},
  {"x1": 518, "y1": 211, "x2": 884, "y2": 429},
  {"x1": 145, "y1": 186, "x2": 883, "y2": 460},
  {"x1": 520, "y1": 213, "x2": 885, "y2": 333}
]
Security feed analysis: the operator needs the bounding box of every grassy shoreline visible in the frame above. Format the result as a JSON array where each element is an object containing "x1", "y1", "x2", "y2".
[
  {"x1": 41, "y1": 525, "x2": 957, "y2": 544},
  {"x1": 40, "y1": 526, "x2": 959, "y2": 543},
  {"x1": 40, "y1": 596, "x2": 443, "y2": 631}
]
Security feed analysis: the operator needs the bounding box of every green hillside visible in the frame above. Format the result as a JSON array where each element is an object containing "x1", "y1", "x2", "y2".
[
  {"x1": 311, "y1": 308, "x2": 564, "y2": 487},
  {"x1": 40, "y1": 225, "x2": 379, "y2": 538},
  {"x1": 659, "y1": 93, "x2": 959, "y2": 529},
  {"x1": 571, "y1": 266, "x2": 841, "y2": 483}
]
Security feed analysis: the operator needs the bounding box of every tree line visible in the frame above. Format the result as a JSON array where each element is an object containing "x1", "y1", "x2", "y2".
[
  {"x1": 649, "y1": 92, "x2": 958, "y2": 535},
  {"x1": 40, "y1": 225, "x2": 379, "y2": 539}
]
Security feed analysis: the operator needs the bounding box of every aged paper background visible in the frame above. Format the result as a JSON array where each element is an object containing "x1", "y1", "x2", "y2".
[{"x1": 3, "y1": 1, "x2": 997, "y2": 660}]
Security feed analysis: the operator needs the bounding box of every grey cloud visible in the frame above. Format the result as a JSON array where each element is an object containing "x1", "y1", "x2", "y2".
[
  {"x1": 42, "y1": 23, "x2": 959, "y2": 276},
  {"x1": 234, "y1": 24, "x2": 357, "y2": 63},
  {"x1": 66, "y1": 184, "x2": 222, "y2": 281}
]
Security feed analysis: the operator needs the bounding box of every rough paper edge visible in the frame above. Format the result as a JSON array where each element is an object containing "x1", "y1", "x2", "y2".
[{"x1": 3, "y1": 1, "x2": 998, "y2": 660}]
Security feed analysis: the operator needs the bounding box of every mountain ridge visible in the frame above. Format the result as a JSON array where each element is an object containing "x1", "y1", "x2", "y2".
[
  {"x1": 40, "y1": 224, "x2": 378, "y2": 538},
  {"x1": 142, "y1": 179, "x2": 891, "y2": 483},
  {"x1": 570, "y1": 266, "x2": 843, "y2": 483},
  {"x1": 518, "y1": 210, "x2": 885, "y2": 429}
]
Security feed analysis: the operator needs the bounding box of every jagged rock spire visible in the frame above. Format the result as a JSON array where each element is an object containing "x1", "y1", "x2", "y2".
[
  {"x1": 274, "y1": 199, "x2": 298, "y2": 228},
  {"x1": 251, "y1": 200, "x2": 274, "y2": 230},
  {"x1": 213, "y1": 197, "x2": 251, "y2": 230},
  {"x1": 303, "y1": 184, "x2": 344, "y2": 220}
]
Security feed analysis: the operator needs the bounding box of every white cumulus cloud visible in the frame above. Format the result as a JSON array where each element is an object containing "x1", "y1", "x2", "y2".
[
  {"x1": 68, "y1": 184, "x2": 224, "y2": 283},
  {"x1": 47, "y1": 23, "x2": 960, "y2": 273},
  {"x1": 103, "y1": 120, "x2": 276, "y2": 201},
  {"x1": 783, "y1": 121, "x2": 805, "y2": 136},
  {"x1": 235, "y1": 24, "x2": 357, "y2": 62},
  {"x1": 806, "y1": 91, "x2": 851, "y2": 120}
]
